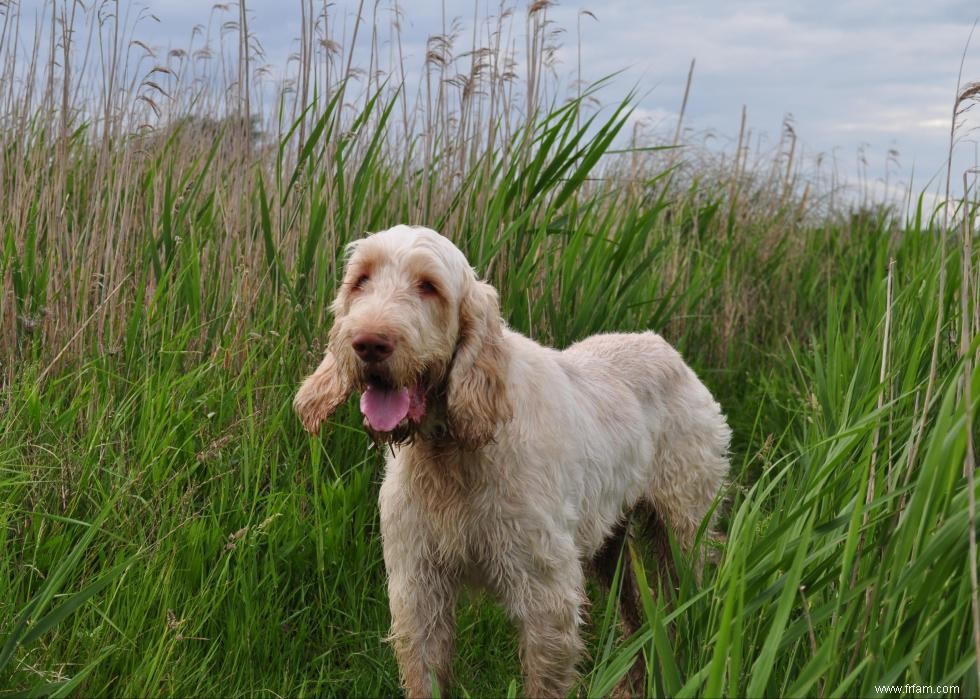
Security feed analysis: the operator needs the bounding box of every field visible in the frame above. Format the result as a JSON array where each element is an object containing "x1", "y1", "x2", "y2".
[{"x1": 1, "y1": 2, "x2": 979, "y2": 697}]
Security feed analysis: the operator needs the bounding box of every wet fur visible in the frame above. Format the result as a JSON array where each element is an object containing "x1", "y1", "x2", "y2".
[{"x1": 294, "y1": 225, "x2": 731, "y2": 697}]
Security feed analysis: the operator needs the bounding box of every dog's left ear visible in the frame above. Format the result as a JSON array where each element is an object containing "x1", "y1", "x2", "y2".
[
  {"x1": 294, "y1": 350, "x2": 353, "y2": 434},
  {"x1": 447, "y1": 279, "x2": 512, "y2": 449}
]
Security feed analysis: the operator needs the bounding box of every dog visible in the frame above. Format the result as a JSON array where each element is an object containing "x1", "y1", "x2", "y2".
[{"x1": 294, "y1": 225, "x2": 731, "y2": 697}]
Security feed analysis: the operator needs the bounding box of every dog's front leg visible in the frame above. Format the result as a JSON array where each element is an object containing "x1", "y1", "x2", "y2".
[
  {"x1": 384, "y1": 552, "x2": 459, "y2": 697},
  {"x1": 518, "y1": 598, "x2": 585, "y2": 698},
  {"x1": 500, "y1": 558, "x2": 586, "y2": 699},
  {"x1": 380, "y1": 482, "x2": 460, "y2": 699}
]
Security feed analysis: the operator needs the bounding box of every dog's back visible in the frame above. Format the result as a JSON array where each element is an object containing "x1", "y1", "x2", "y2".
[{"x1": 562, "y1": 331, "x2": 731, "y2": 549}]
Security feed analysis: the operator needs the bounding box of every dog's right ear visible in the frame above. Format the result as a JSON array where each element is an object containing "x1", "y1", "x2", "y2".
[{"x1": 293, "y1": 350, "x2": 353, "y2": 434}]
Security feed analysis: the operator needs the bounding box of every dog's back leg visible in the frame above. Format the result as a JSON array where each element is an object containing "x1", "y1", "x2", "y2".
[
  {"x1": 590, "y1": 517, "x2": 648, "y2": 697},
  {"x1": 633, "y1": 499, "x2": 679, "y2": 591},
  {"x1": 590, "y1": 504, "x2": 683, "y2": 697},
  {"x1": 592, "y1": 520, "x2": 642, "y2": 627}
]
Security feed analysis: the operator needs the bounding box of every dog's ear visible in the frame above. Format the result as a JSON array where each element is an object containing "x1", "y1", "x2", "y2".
[
  {"x1": 294, "y1": 350, "x2": 353, "y2": 434},
  {"x1": 447, "y1": 280, "x2": 512, "y2": 449}
]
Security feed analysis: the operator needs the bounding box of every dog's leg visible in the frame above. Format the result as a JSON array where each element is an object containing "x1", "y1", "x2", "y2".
[
  {"x1": 633, "y1": 500, "x2": 679, "y2": 591},
  {"x1": 644, "y1": 423, "x2": 729, "y2": 581},
  {"x1": 591, "y1": 520, "x2": 643, "y2": 631},
  {"x1": 501, "y1": 560, "x2": 585, "y2": 699},
  {"x1": 385, "y1": 558, "x2": 459, "y2": 698},
  {"x1": 591, "y1": 519, "x2": 647, "y2": 697},
  {"x1": 518, "y1": 601, "x2": 585, "y2": 698},
  {"x1": 379, "y1": 459, "x2": 462, "y2": 697}
]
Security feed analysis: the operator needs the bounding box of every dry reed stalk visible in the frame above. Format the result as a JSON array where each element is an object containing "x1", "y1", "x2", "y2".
[
  {"x1": 728, "y1": 104, "x2": 747, "y2": 229},
  {"x1": 961, "y1": 170, "x2": 980, "y2": 693},
  {"x1": 666, "y1": 57, "x2": 694, "y2": 174},
  {"x1": 846, "y1": 256, "x2": 894, "y2": 676},
  {"x1": 907, "y1": 24, "x2": 978, "y2": 485}
]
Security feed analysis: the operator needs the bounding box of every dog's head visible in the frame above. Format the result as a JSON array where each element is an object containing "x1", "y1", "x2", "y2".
[{"x1": 294, "y1": 225, "x2": 512, "y2": 448}]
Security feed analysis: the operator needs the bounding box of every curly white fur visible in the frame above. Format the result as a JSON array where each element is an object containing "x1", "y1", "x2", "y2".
[{"x1": 294, "y1": 225, "x2": 731, "y2": 698}]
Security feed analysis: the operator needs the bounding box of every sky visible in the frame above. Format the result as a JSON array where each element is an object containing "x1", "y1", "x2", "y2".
[
  {"x1": 542, "y1": 0, "x2": 979, "y2": 207},
  {"x1": 12, "y1": 0, "x2": 980, "y2": 209}
]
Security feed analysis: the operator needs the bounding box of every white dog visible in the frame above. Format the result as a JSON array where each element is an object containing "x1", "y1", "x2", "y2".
[{"x1": 294, "y1": 225, "x2": 730, "y2": 697}]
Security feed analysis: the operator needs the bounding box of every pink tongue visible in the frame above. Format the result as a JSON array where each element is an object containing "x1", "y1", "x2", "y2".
[{"x1": 360, "y1": 386, "x2": 411, "y2": 432}]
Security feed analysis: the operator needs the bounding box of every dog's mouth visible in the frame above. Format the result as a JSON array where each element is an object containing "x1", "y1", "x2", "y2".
[{"x1": 360, "y1": 371, "x2": 427, "y2": 433}]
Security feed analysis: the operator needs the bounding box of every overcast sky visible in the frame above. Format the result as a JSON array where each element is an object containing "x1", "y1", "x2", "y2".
[
  {"x1": 545, "y1": 0, "x2": 979, "y2": 207},
  {"x1": 16, "y1": 0, "x2": 980, "y2": 208}
]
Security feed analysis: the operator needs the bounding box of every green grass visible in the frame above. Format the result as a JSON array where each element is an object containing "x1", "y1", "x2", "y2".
[{"x1": 1, "y1": 2, "x2": 979, "y2": 697}]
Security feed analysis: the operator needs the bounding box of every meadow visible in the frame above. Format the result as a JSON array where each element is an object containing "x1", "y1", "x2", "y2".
[{"x1": 1, "y1": 2, "x2": 978, "y2": 697}]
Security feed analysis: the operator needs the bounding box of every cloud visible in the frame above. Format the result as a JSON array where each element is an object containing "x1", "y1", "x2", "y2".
[
  {"x1": 13, "y1": 0, "x2": 979, "y2": 204},
  {"x1": 544, "y1": 0, "x2": 978, "y2": 200}
]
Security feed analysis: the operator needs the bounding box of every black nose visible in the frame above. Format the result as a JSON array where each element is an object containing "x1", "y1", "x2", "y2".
[{"x1": 352, "y1": 332, "x2": 395, "y2": 363}]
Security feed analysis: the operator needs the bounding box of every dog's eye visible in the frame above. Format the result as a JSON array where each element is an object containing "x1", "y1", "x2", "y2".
[
  {"x1": 417, "y1": 279, "x2": 438, "y2": 296},
  {"x1": 352, "y1": 273, "x2": 370, "y2": 291}
]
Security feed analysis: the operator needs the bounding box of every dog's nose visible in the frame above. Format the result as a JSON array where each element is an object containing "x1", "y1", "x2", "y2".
[{"x1": 352, "y1": 332, "x2": 395, "y2": 363}]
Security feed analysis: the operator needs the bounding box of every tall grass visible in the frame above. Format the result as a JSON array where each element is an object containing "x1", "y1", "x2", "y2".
[{"x1": 1, "y1": 1, "x2": 978, "y2": 697}]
